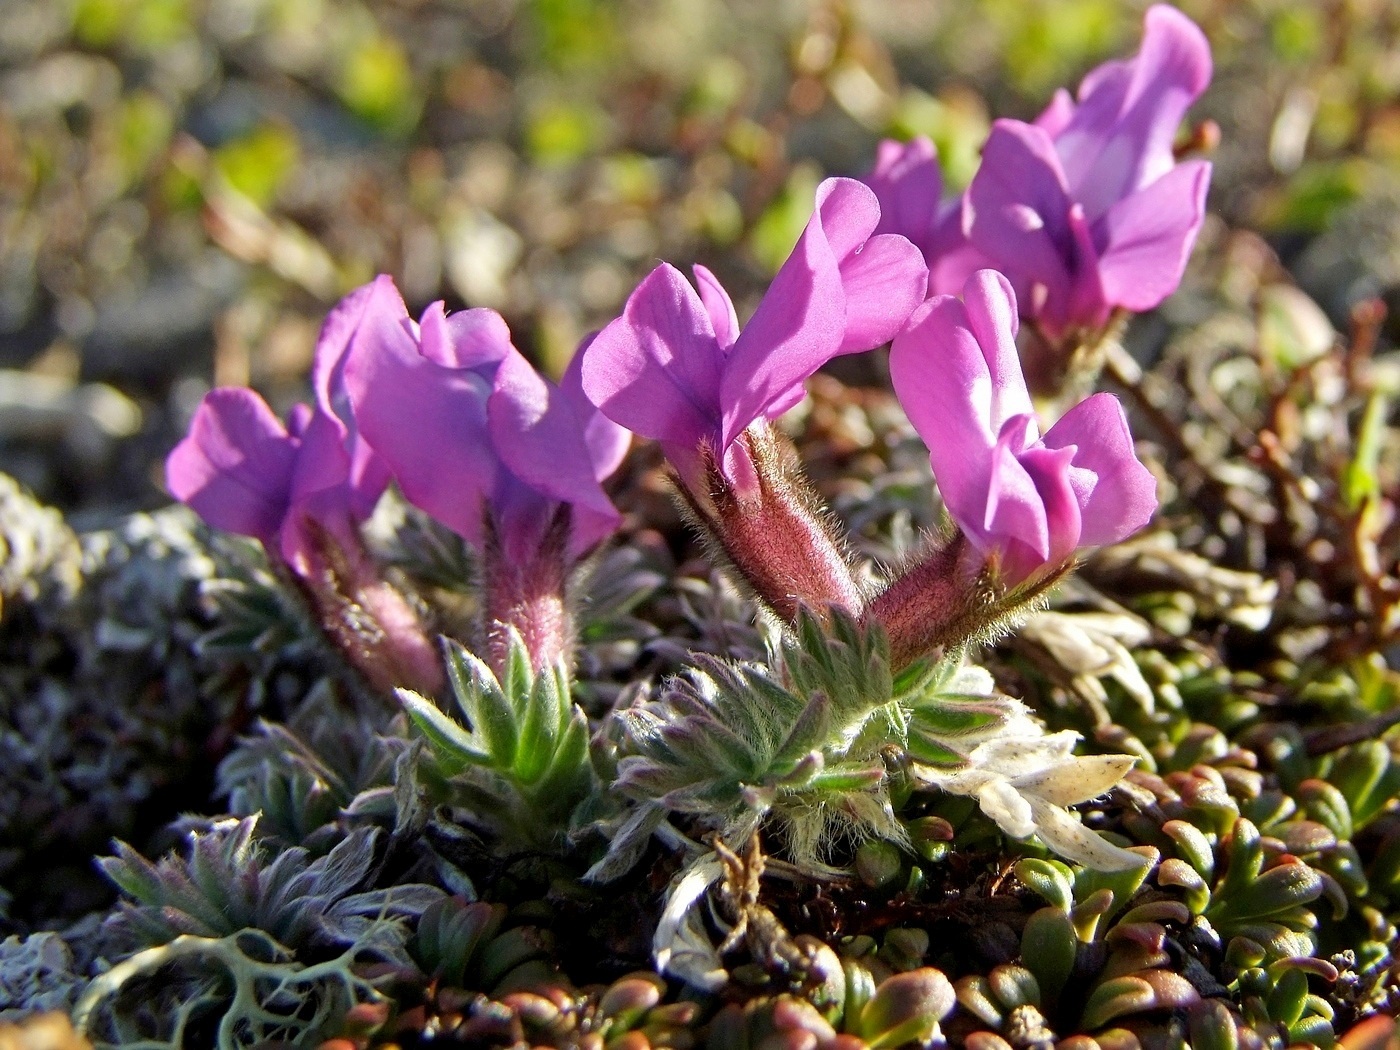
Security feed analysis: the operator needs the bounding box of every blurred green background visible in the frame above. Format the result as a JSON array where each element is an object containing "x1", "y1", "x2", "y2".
[{"x1": 2, "y1": 0, "x2": 1398, "y2": 514}]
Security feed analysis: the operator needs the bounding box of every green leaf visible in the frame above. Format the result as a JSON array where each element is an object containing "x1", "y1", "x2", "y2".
[
  {"x1": 905, "y1": 732, "x2": 965, "y2": 768},
  {"x1": 1021, "y1": 907, "x2": 1077, "y2": 1003},
  {"x1": 908, "y1": 702, "x2": 1004, "y2": 737},
  {"x1": 805, "y1": 763, "x2": 888, "y2": 794},
  {"x1": 1073, "y1": 847, "x2": 1157, "y2": 924},
  {"x1": 1015, "y1": 859, "x2": 1074, "y2": 912},
  {"x1": 514, "y1": 662, "x2": 564, "y2": 784},
  {"x1": 1344, "y1": 393, "x2": 1388, "y2": 511},
  {"x1": 771, "y1": 693, "x2": 833, "y2": 768},
  {"x1": 1209, "y1": 861, "x2": 1325, "y2": 924},
  {"x1": 446, "y1": 641, "x2": 517, "y2": 768},
  {"x1": 527, "y1": 711, "x2": 593, "y2": 809},
  {"x1": 399, "y1": 688, "x2": 489, "y2": 775}
]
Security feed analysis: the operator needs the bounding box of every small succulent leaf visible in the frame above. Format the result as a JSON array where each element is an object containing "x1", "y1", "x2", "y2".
[
  {"x1": 1080, "y1": 976, "x2": 1156, "y2": 1031},
  {"x1": 955, "y1": 975, "x2": 1004, "y2": 1026},
  {"x1": 1293, "y1": 784, "x2": 1349, "y2": 840},
  {"x1": 857, "y1": 968, "x2": 955, "y2": 1047},
  {"x1": 1209, "y1": 861, "x2": 1325, "y2": 923},
  {"x1": 398, "y1": 688, "x2": 489, "y2": 774},
  {"x1": 1188, "y1": 1000, "x2": 1240, "y2": 1050},
  {"x1": 1330, "y1": 741, "x2": 1392, "y2": 825},
  {"x1": 1219, "y1": 819, "x2": 1266, "y2": 900},
  {"x1": 1069, "y1": 887, "x2": 1115, "y2": 942},
  {"x1": 1016, "y1": 859, "x2": 1076, "y2": 912},
  {"x1": 1268, "y1": 967, "x2": 1310, "y2": 1027},
  {"x1": 1073, "y1": 847, "x2": 1158, "y2": 922},
  {"x1": 989, "y1": 964, "x2": 1041, "y2": 1009},
  {"x1": 1021, "y1": 907, "x2": 1077, "y2": 1002},
  {"x1": 1162, "y1": 819, "x2": 1216, "y2": 879},
  {"x1": 477, "y1": 925, "x2": 554, "y2": 988},
  {"x1": 1289, "y1": 1016, "x2": 1338, "y2": 1047}
]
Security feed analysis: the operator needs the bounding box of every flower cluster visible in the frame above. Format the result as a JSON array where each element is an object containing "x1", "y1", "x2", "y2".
[
  {"x1": 168, "y1": 277, "x2": 627, "y2": 684},
  {"x1": 166, "y1": 6, "x2": 1209, "y2": 887},
  {"x1": 867, "y1": 4, "x2": 1212, "y2": 383}
]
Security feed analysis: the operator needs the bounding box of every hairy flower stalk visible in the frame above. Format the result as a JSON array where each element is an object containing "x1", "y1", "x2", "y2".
[
  {"x1": 342, "y1": 276, "x2": 629, "y2": 677},
  {"x1": 583, "y1": 177, "x2": 926, "y2": 621},
  {"x1": 676, "y1": 426, "x2": 865, "y2": 622},
  {"x1": 166, "y1": 287, "x2": 443, "y2": 696},
  {"x1": 279, "y1": 518, "x2": 444, "y2": 696},
  {"x1": 865, "y1": 531, "x2": 984, "y2": 669},
  {"x1": 480, "y1": 508, "x2": 571, "y2": 676}
]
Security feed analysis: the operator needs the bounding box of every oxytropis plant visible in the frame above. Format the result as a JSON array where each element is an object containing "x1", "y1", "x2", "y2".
[{"x1": 85, "y1": 5, "x2": 1266, "y2": 1045}]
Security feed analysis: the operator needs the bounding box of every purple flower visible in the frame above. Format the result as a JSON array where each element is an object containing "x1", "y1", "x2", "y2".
[
  {"x1": 166, "y1": 285, "x2": 388, "y2": 575},
  {"x1": 580, "y1": 176, "x2": 927, "y2": 494},
  {"x1": 340, "y1": 275, "x2": 629, "y2": 565},
  {"x1": 167, "y1": 286, "x2": 442, "y2": 694},
  {"x1": 864, "y1": 137, "x2": 992, "y2": 297},
  {"x1": 889, "y1": 270, "x2": 1157, "y2": 586},
  {"x1": 340, "y1": 276, "x2": 630, "y2": 672},
  {"x1": 963, "y1": 5, "x2": 1213, "y2": 339}
]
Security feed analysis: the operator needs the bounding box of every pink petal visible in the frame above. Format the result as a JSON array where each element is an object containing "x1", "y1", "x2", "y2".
[
  {"x1": 965, "y1": 121, "x2": 1076, "y2": 308},
  {"x1": 927, "y1": 197, "x2": 996, "y2": 296},
  {"x1": 282, "y1": 408, "x2": 358, "y2": 570},
  {"x1": 961, "y1": 270, "x2": 1033, "y2": 433},
  {"x1": 307, "y1": 280, "x2": 391, "y2": 516},
  {"x1": 418, "y1": 299, "x2": 514, "y2": 370},
  {"x1": 889, "y1": 295, "x2": 1000, "y2": 530},
  {"x1": 718, "y1": 182, "x2": 852, "y2": 447},
  {"x1": 835, "y1": 232, "x2": 929, "y2": 355},
  {"x1": 1017, "y1": 441, "x2": 1082, "y2": 565},
  {"x1": 1055, "y1": 4, "x2": 1212, "y2": 219},
  {"x1": 813, "y1": 176, "x2": 884, "y2": 258},
  {"x1": 1095, "y1": 160, "x2": 1211, "y2": 311},
  {"x1": 311, "y1": 280, "x2": 376, "y2": 422},
  {"x1": 561, "y1": 336, "x2": 631, "y2": 483},
  {"x1": 865, "y1": 137, "x2": 941, "y2": 244},
  {"x1": 488, "y1": 347, "x2": 621, "y2": 551},
  {"x1": 982, "y1": 417, "x2": 1051, "y2": 562},
  {"x1": 1035, "y1": 89, "x2": 1076, "y2": 138},
  {"x1": 1049, "y1": 203, "x2": 1111, "y2": 337},
  {"x1": 1041, "y1": 392, "x2": 1157, "y2": 546},
  {"x1": 581, "y1": 263, "x2": 723, "y2": 448},
  {"x1": 165, "y1": 388, "x2": 296, "y2": 544},
  {"x1": 693, "y1": 265, "x2": 740, "y2": 351},
  {"x1": 342, "y1": 278, "x2": 498, "y2": 545},
  {"x1": 762, "y1": 381, "x2": 808, "y2": 421}
]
